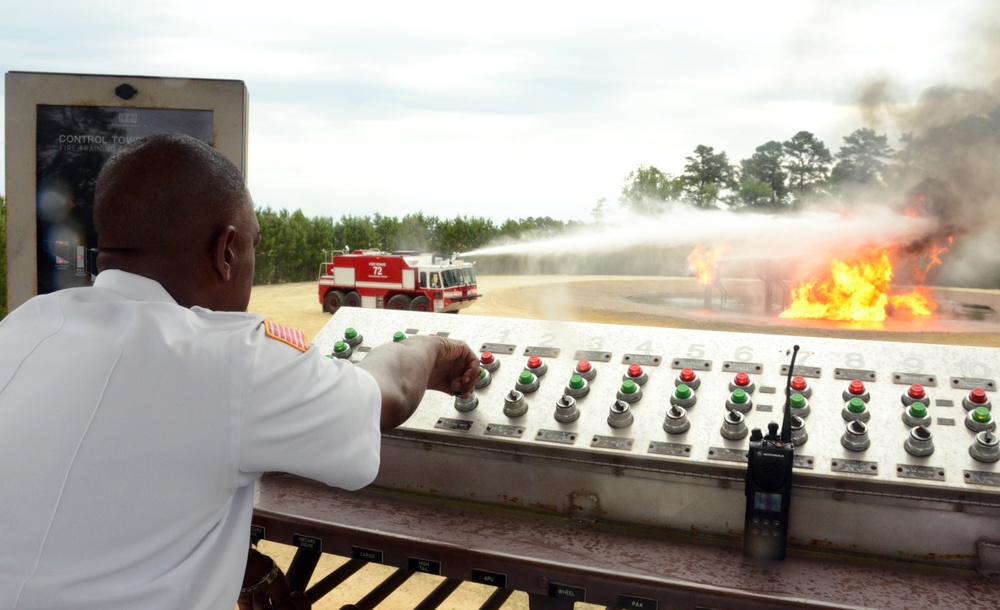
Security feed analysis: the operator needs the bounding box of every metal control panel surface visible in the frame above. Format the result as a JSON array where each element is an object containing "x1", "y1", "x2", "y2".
[{"x1": 315, "y1": 308, "x2": 1000, "y2": 569}]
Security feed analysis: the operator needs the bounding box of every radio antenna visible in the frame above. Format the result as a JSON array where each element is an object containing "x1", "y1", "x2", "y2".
[{"x1": 780, "y1": 345, "x2": 800, "y2": 444}]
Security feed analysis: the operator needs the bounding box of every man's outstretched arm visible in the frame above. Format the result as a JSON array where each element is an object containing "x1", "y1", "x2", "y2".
[{"x1": 357, "y1": 335, "x2": 480, "y2": 430}]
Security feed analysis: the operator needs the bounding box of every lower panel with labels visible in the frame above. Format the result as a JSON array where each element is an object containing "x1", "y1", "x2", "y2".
[{"x1": 251, "y1": 475, "x2": 993, "y2": 610}]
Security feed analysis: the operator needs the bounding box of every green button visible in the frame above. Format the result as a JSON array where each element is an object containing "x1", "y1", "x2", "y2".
[
  {"x1": 790, "y1": 393, "x2": 806, "y2": 409},
  {"x1": 519, "y1": 371, "x2": 536, "y2": 385},
  {"x1": 479, "y1": 367, "x2": 488, "y2": 379},
  {"x1": 674, "y1": 384, "x2": 692, "y2": 400},
  {"x1": 569, "y1": 374, "x2": 585, "y2": 390},
  {"x1": 848, "y1": 397, "x2": 867, "y2": 413},
  {"x1": 973, "y1": 406, "x2": 992, "y2": 423},
  {"x1": 908, "y1": 402, "x2": 928, "y2": 418},
  {"x1": 392, "y1": 331, "x2": 407, "y2": 342},
  {"x1": 620, "y1": 379, "x2": 638, "y2": 395},
  {"x1": 333, "y1": 341, "x2": 348, "y2": 353},
  {"x1": 344, "y1": 327, "x2": 358, "y2": 340},
  {"x1": 730, "y1": 389, "x2": 748, "y2": 404}
]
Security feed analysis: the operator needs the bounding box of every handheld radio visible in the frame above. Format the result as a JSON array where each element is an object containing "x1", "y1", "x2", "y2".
[{"x1": 743, "y1": 345, "x2": 799, "y2": 560}]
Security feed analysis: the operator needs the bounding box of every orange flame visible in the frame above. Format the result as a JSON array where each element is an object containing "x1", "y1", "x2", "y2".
[
  {"x1": 779, "y1": 248, "x2": 937, "y2": 322},
  {"x1": 687, "y1": 244, "x2": 728, "y2": 285}
]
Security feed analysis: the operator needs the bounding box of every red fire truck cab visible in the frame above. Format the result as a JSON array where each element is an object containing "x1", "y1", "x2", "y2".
[{"x1": 319, "y1": 250, "x2": 480, "y2": 314}]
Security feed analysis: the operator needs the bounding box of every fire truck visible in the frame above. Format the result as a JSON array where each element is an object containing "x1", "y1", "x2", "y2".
[{"x1": 318, "y1": 250, "x2": 480, "y2": 314}]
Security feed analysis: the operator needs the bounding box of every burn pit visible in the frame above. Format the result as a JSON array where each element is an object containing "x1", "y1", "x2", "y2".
[
  {"x1": 624, "y1": 282, "x2": 1000, "y2": 330},
  {"x1": 626, "y1": 237, "x2": 1000, "y2": 333},
  {"x1": 632, "y1": 191, "x2": 1000, "y2": 333}
]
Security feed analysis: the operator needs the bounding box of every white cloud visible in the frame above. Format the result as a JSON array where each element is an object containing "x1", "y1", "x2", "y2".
[{"x1": 1, "y1": 0, "x2": 993, "y2": 223}]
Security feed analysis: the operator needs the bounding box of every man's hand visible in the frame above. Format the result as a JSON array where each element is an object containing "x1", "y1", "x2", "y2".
[
  {"x1": 357, "y1": 335, "x2": 480, "y2": 430},
  {"x1": 425, "y1": 336, "x2": 481, "y2": 399}
]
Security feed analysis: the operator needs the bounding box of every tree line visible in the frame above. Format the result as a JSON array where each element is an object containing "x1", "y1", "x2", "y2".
[{"x1": 253, "y1": 208, "x2": 579, "y2": 285}]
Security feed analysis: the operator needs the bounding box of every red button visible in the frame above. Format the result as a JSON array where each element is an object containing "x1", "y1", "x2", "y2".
[
  {"x1": 576, "y1": 359, "x2": 592, "y2": 374},
  {"x1": 680, "y1": 367, "x2": 696, "y2": 382},
  {"x1": 791, "y1": 375, "x2": 807, "y2": 391},
  {"x1": 734, "y1": 372, "x2": 751, "y2": 387},
  {"x1": 527, "y1": 355, "x2": 543, "y2": 369},
  {"x1": 480, "y1": 351, "x2": 495, "y2": 365},
  {"x1": 848, "y1": 380, "x2": 866, "y2": 395},
  {"x1": 627, "y1": 364, "x2": 644, "y2": 378},
  {"x1": 908, "y1": 384, "x2": 925, "y2": 400},
  {"x1": 969, "y1": 388, "x2": 989, "y2": 404}
]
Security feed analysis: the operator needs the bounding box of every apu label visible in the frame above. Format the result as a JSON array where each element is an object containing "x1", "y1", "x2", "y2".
[{"x1": 471, "y1": 569, "x2": 507, "y2": 587}]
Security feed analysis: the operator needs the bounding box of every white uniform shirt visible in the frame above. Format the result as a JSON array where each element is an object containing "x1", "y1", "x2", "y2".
[{"x1": 0, "y1": 270, "x2": 382, "y2": 609}]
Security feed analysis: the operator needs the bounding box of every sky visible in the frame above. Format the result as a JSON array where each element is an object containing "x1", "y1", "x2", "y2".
[{"x1": 0, "y1": 0, "x2": 991, "y2": 224}]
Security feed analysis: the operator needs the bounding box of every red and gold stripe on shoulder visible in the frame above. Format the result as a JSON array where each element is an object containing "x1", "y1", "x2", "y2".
[{"x1": 263, "y1": 320, "x2": 309, "y2": 353}]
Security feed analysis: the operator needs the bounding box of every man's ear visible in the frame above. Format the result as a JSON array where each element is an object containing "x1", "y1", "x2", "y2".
[{"x1": 211, "y1": 225, "x2": 237, "y2": 281}]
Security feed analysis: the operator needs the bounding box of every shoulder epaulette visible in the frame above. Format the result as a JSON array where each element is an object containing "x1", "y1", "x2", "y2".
[{"x1": 263, "y1": 320, "x2": 309, "y2": 353}]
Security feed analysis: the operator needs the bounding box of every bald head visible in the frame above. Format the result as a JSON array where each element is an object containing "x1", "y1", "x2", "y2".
[
  {"x1": 94, "y1": 134, "x2": 260, "y2": 311},
  {"x1": 95, "y1": 134, "x2": 247, "y2": 252}
]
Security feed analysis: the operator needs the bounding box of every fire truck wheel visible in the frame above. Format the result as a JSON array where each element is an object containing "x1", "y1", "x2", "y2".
[
  {"x1": 386, "y1": 295, "x2": 412, "y2": 310},
  {"x1": 410, "y1": 296, "x2": 431, "y2": 312},
  {"x1": 344, "y1": 291, "x2": 362, "y2": 307},
  {"x1": 323, "y1": 290, "x2": 346, "y2": 313}
]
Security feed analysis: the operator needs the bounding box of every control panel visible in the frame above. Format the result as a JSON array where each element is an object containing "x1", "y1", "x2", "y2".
[{"x1": 316, "y1": 308, "x2": 1000, "y2": 567}]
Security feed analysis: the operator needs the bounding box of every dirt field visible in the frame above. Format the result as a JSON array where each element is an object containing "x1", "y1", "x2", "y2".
[{"x1": 245, "y1": 275, "x2": 1000, "y2": 609}]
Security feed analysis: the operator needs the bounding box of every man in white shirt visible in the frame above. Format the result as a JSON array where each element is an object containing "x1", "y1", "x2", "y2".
[{"x1": 0, "y1": 134, "x2": 479, "y2": 610}]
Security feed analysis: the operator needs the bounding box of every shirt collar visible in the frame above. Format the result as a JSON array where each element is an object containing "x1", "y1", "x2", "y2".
[{"x1": 93, "y1": 270, "x2": 178, "y2": 305}]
